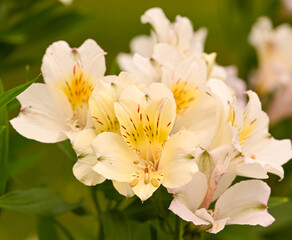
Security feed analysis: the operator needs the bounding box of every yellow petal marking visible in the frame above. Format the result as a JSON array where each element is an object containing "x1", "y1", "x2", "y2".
[
  {"x1": 171, "y1": 79, "x2": 202, "y2": 115},
  {"x1": 89, "y1": 92, "x2": 119, "y2": 134},
  {"x1": 239, "y1": 118, "x2": 258, "y2": 144},
  {"x1": 59, "y1": 63, "x2": 94, "y2": 110}
]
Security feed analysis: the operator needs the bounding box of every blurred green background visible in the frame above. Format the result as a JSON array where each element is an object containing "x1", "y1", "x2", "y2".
[{"x1": 1, "y1": 0, "x2": 292, "y2": 239}]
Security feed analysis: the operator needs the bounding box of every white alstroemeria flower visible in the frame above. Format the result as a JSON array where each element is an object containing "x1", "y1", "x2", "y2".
[
  {"x1": 119, "y1": 7, "x2": 207, "y2": 60},
  {"x1": 228, "y1": 91, "x2": 292, "y2": 179},
  {"x1": 10, "y1": 39, "x2": 106, "y2": 143},
  {"x1": 169, "y1": 174, "x2": 274, "y2": 234},
  {"x1": 249, "y1": 17, "x2": 292, "y2": 124},
  {"x1": 72, "y1": 72, "x2": 138, "y2": 197},
  {"x1": 91, "y1": 83, "x2": 199, "y2": 201},
  {"x1": 249, "y1": 17, "x2": 292, "y2": 96}
]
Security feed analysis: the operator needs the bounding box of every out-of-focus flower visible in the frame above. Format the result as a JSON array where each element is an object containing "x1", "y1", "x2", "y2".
[
  {"x1": 249, "y1": 17, "x2": 292, "y2": 96},
  {"x1": 58, "y1": 0, "x2": 73, "y2": 5},
  {"x1": 249, "y1": 17, "x2": 292, "y2": 123},
  {"x1": 10, "y1": 39, "x2": 106, "y2": 143},
  {"x1": 72, "y1": 72, "x2": 137, "y2": 197},
  {"x1": 282, "y1": 0, "x2": 292, "y2": 13},
  {"x1": 91, "y1": 83, "x2": 199, "y2": 201}
]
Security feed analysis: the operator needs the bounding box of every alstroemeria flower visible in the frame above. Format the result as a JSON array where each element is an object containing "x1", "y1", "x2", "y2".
[
  {"x1": 249, "y1": 17, "x2": 292, "y2": 96},
  {"x1": 169, "y1": 174, "x2": 274, "y2": 234},
  {"x1": 72, "y1": 72, "x2": 137, "y2": 197},
  {"x1": 227, "y1": 91, "x2": 292, "y2": 179},
  {"x1": 11, "y1": 39, "x2": 106, "y2": 143},
  {"x1": 91, "y1": 83, "x2": 199, "y2": 201}
]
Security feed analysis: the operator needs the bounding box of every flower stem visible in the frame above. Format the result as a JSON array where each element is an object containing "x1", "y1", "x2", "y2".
[
  {"x1": 90, "y1": 186, "x2": 102, "y2": 240},
  {"x1": 53, "y1": 218, "x2": 75, "y2": 240}
]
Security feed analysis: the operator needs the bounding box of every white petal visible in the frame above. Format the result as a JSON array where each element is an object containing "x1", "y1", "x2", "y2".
[
  {"x1": 172, "y1": 57, "x2": 207, "y2": 86},
  {"x1": 72, "y1": 128, "x2": 96, "y2": 155},
  {"x1": 73, "y1": 154, "x2": 105, "y2": 186},
  {"x1": 153, "y1": 43, "x2": 184, "y2": 70},
  {"x1": 173, "y1": 91, "x2": 217, "y2": 148},
  {"x1": 169, "y1": 198, "x2": 210, "y2": 225},
  {"x1": 130, "y1": 35, "x2": 155, "y2": 57},
  {"x1": 214, "y1": 180, "x2": 275, "y2": 227},
  {"x1": 112, "y1": 181, "x2": 135, "y2": 198},
  {"x1": 41, "y1": 41, "x2": 75, "y2": 85},
  {"x1": 41, "y1": 39, "x2": 105, "y2": 86},
  {"x1": 78, "y1": 39, "x2": 106, "y2": 80},
  {"x1": 174, "y1": 16, "x2": 193, "y2": 54},
  {"x1": 10, "y1": 83, "x2": 72, "y2": 143},
  {"x1": 141, "y1": 8, "x2": 170, "y2": 42},
  {"x1": 243, "y1": 137, "x2": 292, "y2": 179},
  {"x1": 92, "y1": 132, "x2": 139, "y2": 182},
  {"x1": 131, "y1": 170, "x2": 163, "y2": 201},
  {"x1": 190, "y1": 27, "x2": 208, "y2": 56},
  {"x1": 169, "y1": 171, "x2": 208, "y2": 212},
  {"x1": 159, "y1": 131, "x2": 199, "y2": 188}
]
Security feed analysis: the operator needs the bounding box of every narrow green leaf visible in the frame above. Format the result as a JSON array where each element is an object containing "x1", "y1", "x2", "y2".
[
  {"x1": 0, "y1": 188, "x2": 81, "y2": 216},
  {"x1": 38, "y1": 216, "x2": 60, "y2": 240},
  {"x1": 0, "y1": 73, "x2": 40, "y2": 110},
  {"x1": 0, "y1": 80, "x2": 9, "y2": 197},
  {"x1": 268, "y1": 196, "x2": 289, "y2": 208}
]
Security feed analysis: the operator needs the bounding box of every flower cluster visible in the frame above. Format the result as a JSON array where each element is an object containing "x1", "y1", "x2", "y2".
[{"x1": 11, "y1": 8, "x2": 292, "y2": 234}]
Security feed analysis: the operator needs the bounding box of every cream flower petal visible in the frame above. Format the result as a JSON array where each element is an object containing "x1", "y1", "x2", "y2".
[
  {"x1": 159, "y1": 130, "x2": 199, "y2": 188},
  {"x1": 214, "y1": 180, "x2": 274, "y2": 227},
  {"x1": 72, "y1": 129, "x2": 106, "y2": 186},
  {"x1": 10, "y1": 83, "x2": 72, "y2": 143},
  {"x1": 190, "y1": 27, "x2": 208, "y2": 56},
  {"x1": 77, "y1": 39, "x2": 106, "y2": 80},
  {"x1": 41, "y1": 41, "x2": 75, "y2": 85},
  {"x1": 41, "y1": 39, "x2": 105, "y2": 86},
  {"x1": 73, "y1": 155, "x2": 105, "y2": 186},
  {"x1": 141, "y1": 8, "x2": 170, "y2": 43},
  {"x1": 130, "y1": 35, "x2": 155, "y2": 57},
  {"x1": 153, "y1": 43, "x2": 184, "y2": 70},
  {"x1": 173, "y1": 16, "x2": 193, "y2": 55},
  {"x1": 169, "y1": 171, "x2": 208, "y2": 213},
  {"x1": 72, "y1": 128, "x2": 96, "y2": 155},
  {"x1": 112, "y1": 181, "x2": 135, "y2": 198},
  {"x1": 169, "y1": 198, "x2": 210, "y2": 225},
  {"x1": 92, "y1": 132, "x2": 139, "y2": 182},
  {"x1": 131, "y1": 170, "x2": 164, "y2": 201}
]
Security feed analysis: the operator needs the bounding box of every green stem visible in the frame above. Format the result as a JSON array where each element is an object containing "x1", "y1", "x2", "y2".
[
  {"x1": 90, "y1": 187, "x2": 102, "y2": 240},
  {"x1": 174, "y1": 216, "x2": 181, "y2": 240},
  {"x1": 153, "y1": 188, "x2": 174, "y2": 235},
  {"x1": 91, "y1": 186, "x2": 101, "y2": 216},
  {"x1": 53, "y1": 219, "x2": 75, "y2": 240}
]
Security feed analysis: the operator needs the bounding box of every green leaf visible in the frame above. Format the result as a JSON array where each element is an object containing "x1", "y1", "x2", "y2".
[
  {"x1": 37, "y1": 216, "x2": 60, "y2": 240},
  {"x1": 0, "y1": 188, "x2": 81, "y2": 216},
  {"x1": 268, "y1": 196, "x2": 289, "y2": 208},
  {"x1": 0, "y1": 73, "x2": 40, "y2": 110},
  {"x1": 0, "y1": 80, "x2": 9, "y2": 197},
  {"x1": 101, "y1": 210, "x2": 131, "y2": 240}
]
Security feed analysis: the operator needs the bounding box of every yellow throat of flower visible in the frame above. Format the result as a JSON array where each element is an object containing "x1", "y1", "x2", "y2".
[
  {"x1": 59, "y1": 64, "x2": 94, "y2": 111},
  {"x1": 171, "y1": 79, "x2": 202, "y2": 115}
]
